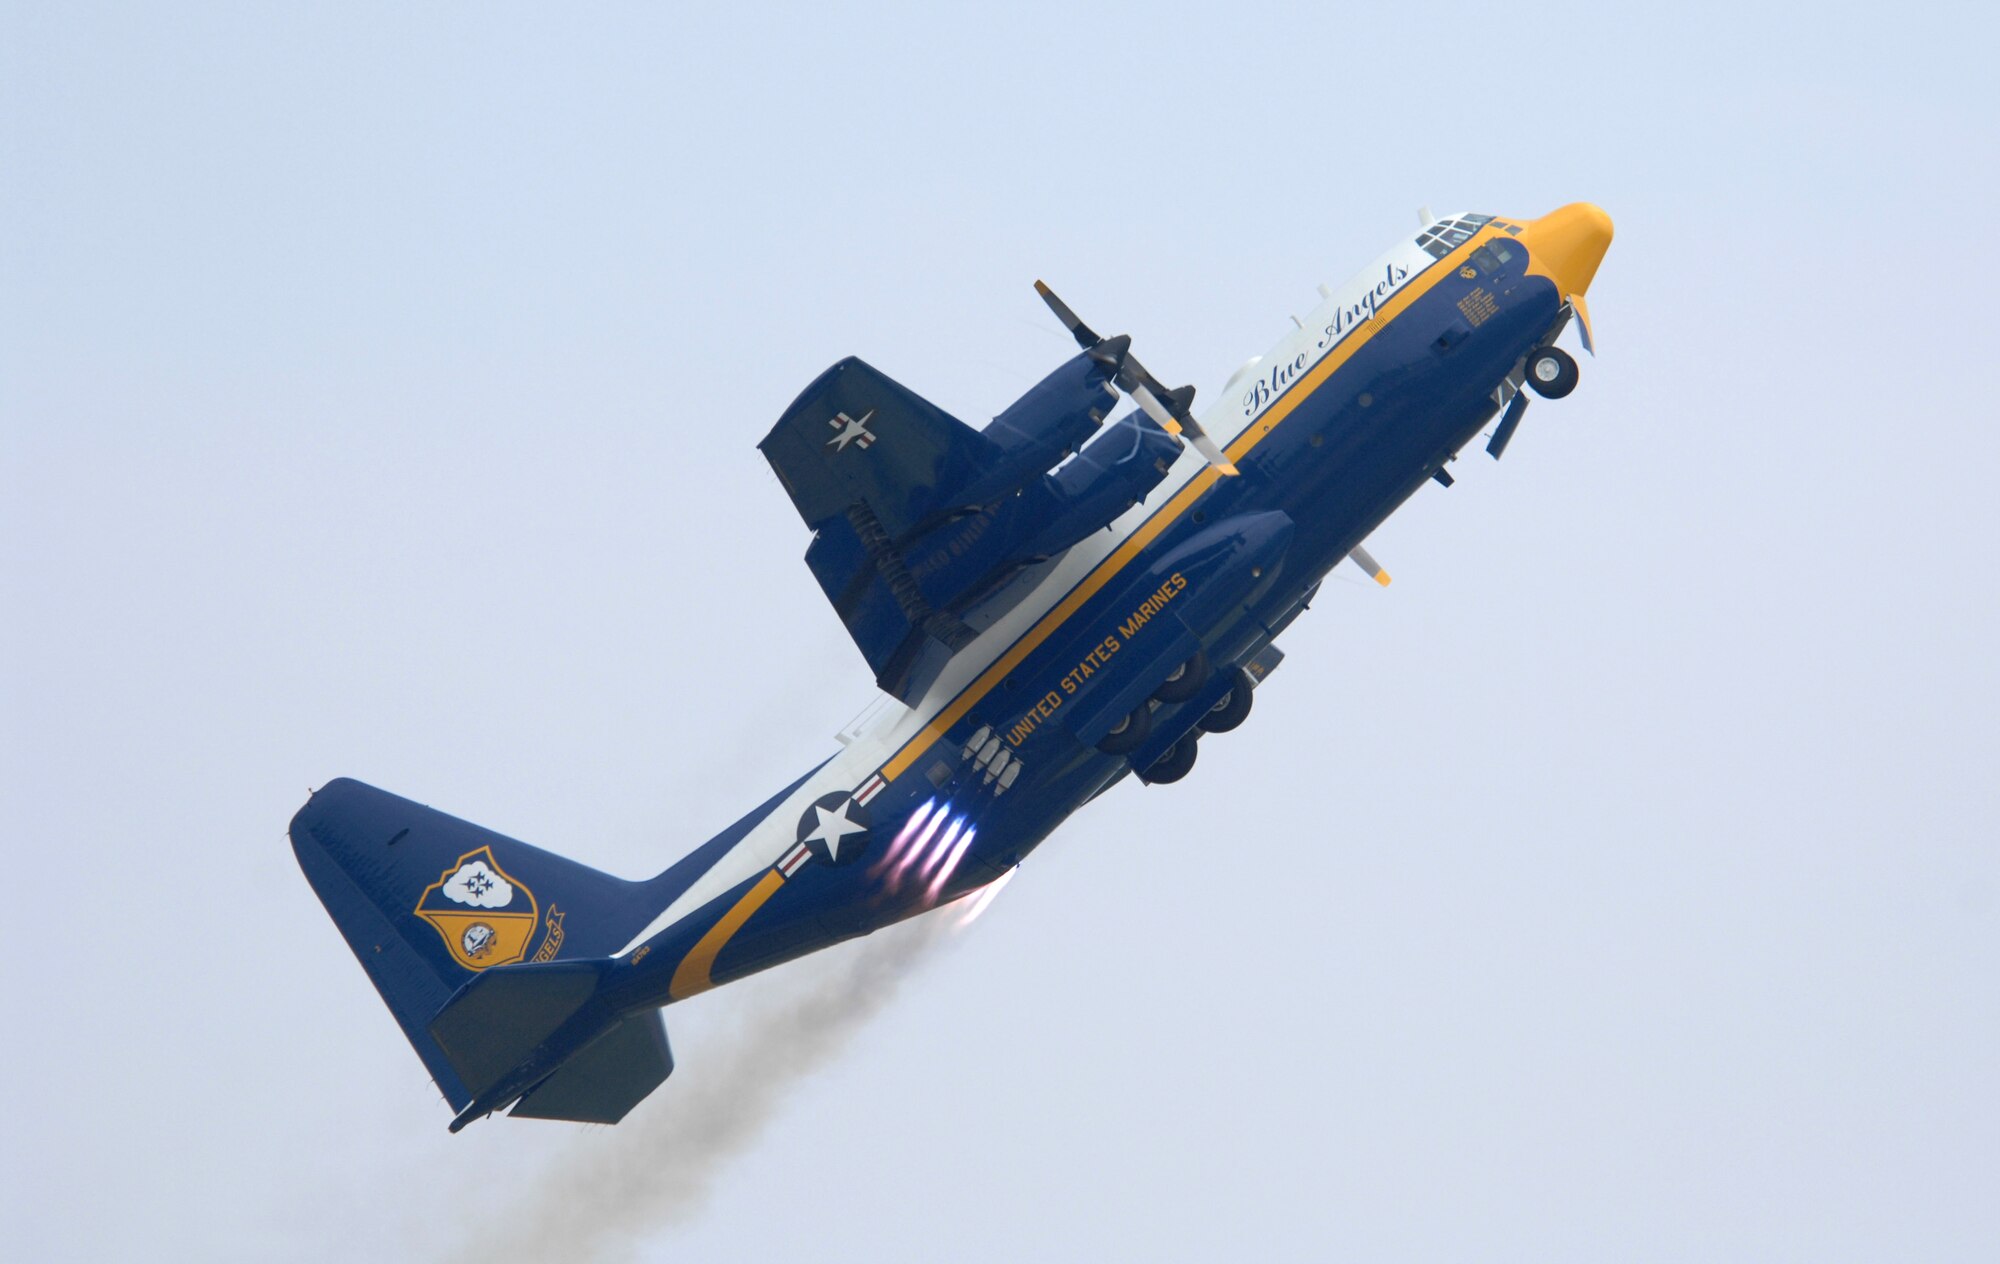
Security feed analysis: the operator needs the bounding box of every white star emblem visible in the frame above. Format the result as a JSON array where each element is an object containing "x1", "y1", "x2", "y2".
[
  {"x1": 826, "y1": 409, "x2": 877, "y2": 452},
  {"x1": 801, "y1": 801, "x2": 869, "y2": 860}
]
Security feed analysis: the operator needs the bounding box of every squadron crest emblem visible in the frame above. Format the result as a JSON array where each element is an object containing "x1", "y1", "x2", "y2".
[{"x1": 414, "y1": 847, "x2": 540, "y2": 971}]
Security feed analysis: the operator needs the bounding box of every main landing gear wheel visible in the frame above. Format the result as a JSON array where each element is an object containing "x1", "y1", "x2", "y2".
[
  {"x1": 1525, "y1": 346, "x2": 1579, "y2": 399},
  {"x1": 1096, "y1": 703, "x2": 1153, "y2": 755},
  {"x1": 1197, "y1": 666, "x2": 1256, "y2": 734},
  {"x1": 1153, "y1": 650, "x2": 1211, "y2": 703},
  {"x1": 1144, "y1": 736, "x2": 1199, "y2": 785}
]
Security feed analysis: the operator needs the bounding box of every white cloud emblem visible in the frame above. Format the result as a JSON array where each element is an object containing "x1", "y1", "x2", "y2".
[{"x1": 441, "y1": 859, "x2": 515, "y2": 909}]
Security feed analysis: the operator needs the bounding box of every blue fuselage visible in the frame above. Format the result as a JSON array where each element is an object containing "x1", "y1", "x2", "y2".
[{"x1": 605, "y1": 226, "x2": 1566, "y2": 1013}]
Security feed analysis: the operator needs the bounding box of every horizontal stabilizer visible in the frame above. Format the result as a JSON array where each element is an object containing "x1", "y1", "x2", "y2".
[
  {"x1": 510, "y1": 1012, "x2": 673, "y2": 1124},
  {"x1": 427, "y1": 955, "x2": 677, "y2": 1130},
  {"x1": 428, "y1": 959, "x2": 610, "y2": 1101}
]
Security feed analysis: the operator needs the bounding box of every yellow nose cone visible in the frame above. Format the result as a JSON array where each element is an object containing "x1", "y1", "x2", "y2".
[{"x1": 1515, "y1": 202, "x2": 1614, "y2": 298}]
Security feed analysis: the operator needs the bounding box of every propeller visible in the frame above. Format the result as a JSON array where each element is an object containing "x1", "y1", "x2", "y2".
[
  {"x1": 1486, "y1": 386, "x2": 1529, "y2": 459},
  {"x1": 1568, "y1": 294, "x2": 1596, "y2": 356},
  {"x1": 1034, "y1": 280, "x2": 1240, "y2": 476},
  {"x1": 1348, "y1": 542, "x2": 1392, "y2": 587}
]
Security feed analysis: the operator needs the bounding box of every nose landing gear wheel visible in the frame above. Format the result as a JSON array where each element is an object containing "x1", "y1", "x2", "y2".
[
  {"x1": 1095, "y1": 703, "x2": 1153, "y2": 755},
  {"x1": 1143, "y1": 736, "x2": 1199, "y2": 785},
  {"x1": 1197, "y1": 666, "x2": 1255, "y2": 734},
  {"x1": 1153, "y1": 650, "x2": 1210, "y2": 703},
  {"x1": 1525, "y1": 346, "x2": 1579, "y2": 399}
]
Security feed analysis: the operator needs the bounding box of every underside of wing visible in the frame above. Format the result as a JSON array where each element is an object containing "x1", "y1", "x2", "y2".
[
  {"x1": 761, "y1": 354, "x2": 1179, "y2": 702},
  {"x1": 759, "y1": 357, "x2": 1002, "y2": 542}
]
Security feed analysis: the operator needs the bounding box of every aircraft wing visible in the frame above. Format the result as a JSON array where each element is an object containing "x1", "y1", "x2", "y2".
[
  {"x1": 760, "y1": 357, "x2": 1003, "y2": 701},
  {"x1": 759, "y1": 356, "x2": 1002, "y2": 542}
]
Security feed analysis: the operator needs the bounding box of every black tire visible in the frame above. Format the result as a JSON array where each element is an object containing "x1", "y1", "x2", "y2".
[
  {"x1": 1525, "y1": 346, "x2": 1579, "y2": 399},
  {"x1": 1095, "y1": 703, "x2": 1152, "y2": 755},
  {"x1": 1153, "y1": 650, "x2": 1211, "y2": 703},
  {"x1": 1143, "y1": 736, "x2": 1199, "y2": 785},
  {"x1": 1197, "y1": 666, "x2": 1255, "y2": 734}
]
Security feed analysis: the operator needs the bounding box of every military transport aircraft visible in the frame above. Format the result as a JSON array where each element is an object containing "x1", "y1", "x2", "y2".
[{"x1": 293, "y1": 203, "x2": 1614, "y2": 1131}]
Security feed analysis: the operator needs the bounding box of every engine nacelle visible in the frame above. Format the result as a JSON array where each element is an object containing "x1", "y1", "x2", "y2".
[
  {"x1": 845, "y1": 409, "x2": 1180, "y2": 665},
  {"x1": 952, "y1": 350, "x2": 1120, "y2": 509},
  {"x1": 1022, "y1": 410, "x2": 1181, "y2": 558}
]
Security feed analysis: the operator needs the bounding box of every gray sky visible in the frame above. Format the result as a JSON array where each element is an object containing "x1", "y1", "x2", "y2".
[{"x1": 5, "y1": 2, "x2": 1997, "y2": 1259}]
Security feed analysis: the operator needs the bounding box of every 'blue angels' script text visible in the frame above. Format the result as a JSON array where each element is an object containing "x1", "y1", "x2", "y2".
[{"x1": 1240, "y1": 263, "x2": 1412, "y2": 419}]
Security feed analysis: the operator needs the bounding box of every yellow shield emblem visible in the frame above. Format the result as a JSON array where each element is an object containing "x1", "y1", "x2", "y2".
[{"x1": 414, "y1": 847, "x2": 540, "y2": 971}]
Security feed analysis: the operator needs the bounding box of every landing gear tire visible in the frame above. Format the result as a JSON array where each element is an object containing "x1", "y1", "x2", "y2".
[
  {"x1": 1197, "y1": 666, "x2": 1256, "y2": 734},
  {"x1": 1096, "y1": 703, "x2": 1153, "y2": 755},
  {"x1": 1144, "y1": 736, "x2": 1199, "y2": 785},
  {"x1": 1525, "y1": 346, "x2": 1579, "y2": 399},
  {"x1": 1153, "y1": 650, "x2": 1211, "y2": 703}
]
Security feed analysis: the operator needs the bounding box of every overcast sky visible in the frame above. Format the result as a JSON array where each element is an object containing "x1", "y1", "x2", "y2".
[{"x1": 6, "y1": 2, "x2": 1997, "y2": 1260}]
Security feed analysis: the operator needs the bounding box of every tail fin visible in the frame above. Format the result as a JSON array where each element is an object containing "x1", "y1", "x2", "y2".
[{"x1": 289, "y1": 777, "x2": 677, "y2": 1111}]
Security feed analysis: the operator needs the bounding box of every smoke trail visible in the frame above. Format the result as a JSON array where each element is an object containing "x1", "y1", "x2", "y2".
[{"x1": 440, "y1": 913, "x2": 951, "y2": 1263}]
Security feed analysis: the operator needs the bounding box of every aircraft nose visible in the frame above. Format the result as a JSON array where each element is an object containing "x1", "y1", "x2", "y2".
[{"x1": 1516, "y1": 202, "x2": 1614, "y2": 298}]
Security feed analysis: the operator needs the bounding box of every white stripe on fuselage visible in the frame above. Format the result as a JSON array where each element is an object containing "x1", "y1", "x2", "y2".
[{"x1": 617, "y1": 228, "x2": 1448, "y2": 955}]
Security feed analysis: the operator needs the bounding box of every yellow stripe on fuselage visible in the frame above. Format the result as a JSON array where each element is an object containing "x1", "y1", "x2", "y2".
[
  {"x1": 879, "y1": 227, "x2": 1505, "y2": 781},
  {"x1": 669, "y1": 870, "x2": 786, "y2": 999}
]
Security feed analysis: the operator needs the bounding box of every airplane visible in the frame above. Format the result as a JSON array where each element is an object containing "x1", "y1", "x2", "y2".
[{"x1": 292, "y1": 202, "x2": 1614, "y2": 1132}]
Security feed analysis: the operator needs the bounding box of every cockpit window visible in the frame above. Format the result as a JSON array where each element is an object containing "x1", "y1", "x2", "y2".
[
  {"x1": 1416, "y1": 213, "x2": 1493, "y2": 259},
  {"x1": 1467, "y1": 241, "x2": 1515, "y2": 274}
]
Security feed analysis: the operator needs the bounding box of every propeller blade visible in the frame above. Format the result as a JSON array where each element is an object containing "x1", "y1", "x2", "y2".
[
  {"x1": 1128, "y1": 380, "x2": 1232, "y2": 474},
  {"x1": 1348, "y1": 543, "x2": 1392, "y2": 587},
  {"x1": 1148, "y1": 380, "x2": 1239, "y2": 476},
  {"x1": 1033, "y1": 280, "x2": 1100, "y2": 350},
  {"x1": 1189, "y1": 431, "x2": 1239, "y2": 476},
  {"x1": 1128, "y1": 381, "x2": 1184, "y2": 435},
  {"x1": 1128, "y1": 368, "x2": 1240, "y2": 475},
  {"x1": 1486, "y1": 388, "x2": 1529, "y2": 459},
  {"x1": 1036, "y1": 280, "x2": 1239, "y2": 476},
  {"x1": 1568, "y1": 293, "x2": 1596, "y2": 356}
]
